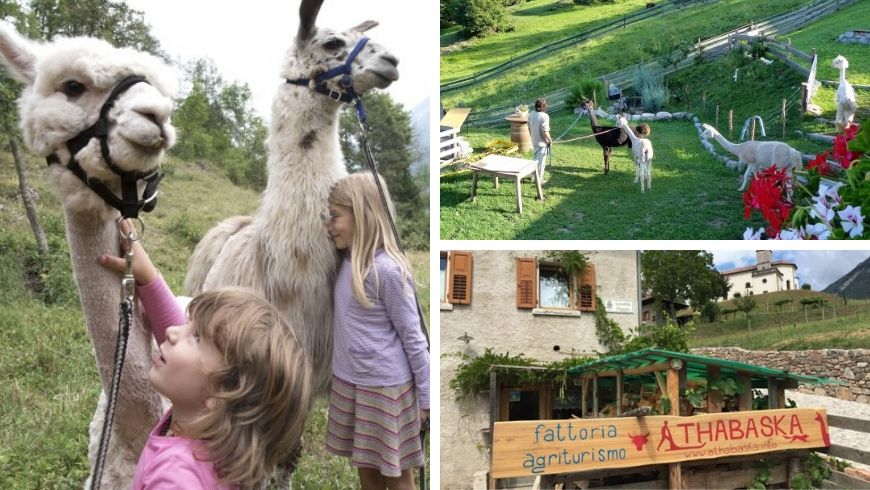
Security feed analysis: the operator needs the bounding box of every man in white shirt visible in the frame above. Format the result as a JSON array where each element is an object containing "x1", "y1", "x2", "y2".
[{"x1": 528, "y1": 98, "x2": 553, "y2": 181}]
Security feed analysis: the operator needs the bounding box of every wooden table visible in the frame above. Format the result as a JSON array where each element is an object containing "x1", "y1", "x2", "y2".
[{"x1": 469, "y1": 154, "x2": 543, "y2": 214}]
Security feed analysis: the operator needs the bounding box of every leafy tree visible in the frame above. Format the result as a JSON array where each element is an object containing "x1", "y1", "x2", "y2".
[
  {"x1": 774, "y1": 298, "x2": 793, "y2": 311},
  {"x1": 801, "y1": 283, "x2": 812, "y2": 290},
  {"x1": 641, "y1": 251, "x2": 730, "y2": 322},
  {"x1": 339, "y1": 92, "x2": 426, "y2": 250},
  {"x1": 699, "y1": 301, "x2": 720, "y2": 322},
  {"x1": 458, "y1": 0, "x2": 511, "y2": 38},
  {"x1": 734, "y1": 295, "x2": 757, "y2": 331}
]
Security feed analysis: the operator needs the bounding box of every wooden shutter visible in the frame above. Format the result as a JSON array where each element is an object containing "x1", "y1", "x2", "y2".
[
  {"x1": 516, "y1": 257, "x2": 537, "y2": 309},
  {"x1": 448, "y1": 252, "x2": 472, "y2": 304},
  {"x1": 578, "y1": 263, "x2": 596, "y2": 312}
]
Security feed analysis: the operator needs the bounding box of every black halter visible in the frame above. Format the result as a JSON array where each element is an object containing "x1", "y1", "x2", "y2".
[
  {"x1": 46, "y1": 75, "x2": 164, "y2": 219},
  {"x1": 285, "y1": 36, "x2": 369, "y2": 122}
]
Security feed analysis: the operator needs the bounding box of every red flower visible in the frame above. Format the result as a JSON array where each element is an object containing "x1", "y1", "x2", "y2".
[
  {"x1": 832, "y1": 124, "x2": 862, "y2": 169},
  {"x1": 742, "y1": 166, "x2": 793, "y2": 235},
  {"x1": 807, "y1": 151, "x2": 833, "y2": 176}
]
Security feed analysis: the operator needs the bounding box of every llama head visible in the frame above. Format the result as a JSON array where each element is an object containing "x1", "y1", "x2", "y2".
[
  {"x1": 282, "y1": 0, "x2": 399, "y2": 98},
  {"x1": 615, "y1": 114, "x2": 628, "y2": 128},
  {"x1": 0, "y1": 22, "x2": 177, "y2": 214},
  {"x1": 701, "y1": 123, "x2": 718, "y2": 138},
  {"x1": 832, "y1": 55, "x2": 849, "y2": 71}
]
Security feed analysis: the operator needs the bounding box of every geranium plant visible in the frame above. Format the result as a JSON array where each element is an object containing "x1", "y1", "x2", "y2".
[{"x1": 744, "y1": 124, "x2": 868, "y2": 240}]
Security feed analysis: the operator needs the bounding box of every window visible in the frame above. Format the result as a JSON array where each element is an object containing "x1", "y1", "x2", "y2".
[
  {"x1": 745, "y1": 282, "x2": 751, "y2": 289},
  {"x1": 499, "y1": 384, "x2": 552, "y2": 421},
  {"x1": 444, "y1": 251, "x2": 472, "y2": 305},
  {"x1": 516, "y1": 257, "x2": 596, "y2": 312},
  {"x1": 762, "y1": 278, "x2": 767, "y2": 284},
  {"x1": 787, "y1": 280, "x2": 791, "y2": 290}
]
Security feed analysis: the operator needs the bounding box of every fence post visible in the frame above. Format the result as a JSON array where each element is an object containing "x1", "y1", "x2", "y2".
[
  {"x1": 787, "y1": 38, "x2": 792, "y2": 59},
  {"x1": 751, "y1": 118, "x2": 756, "y2": 141},
  {"x1": 801, "y1": 83, "x2": 808, "y2": 115},
  {"x1": 782, "y1": 99, "x2": 787, "y2": 139},
  {"x1": 703, "y1": 92, "x2": 707, "y2": 115},
  {"x1": 729, "y1": 110, "x2": 733, "y2": 138},
  {"x1": 716, "y1": 105, "x2": 720, "y2": 129}
]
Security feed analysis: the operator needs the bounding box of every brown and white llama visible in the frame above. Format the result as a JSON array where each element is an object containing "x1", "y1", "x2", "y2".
[
  {"x1": 184, "y1": 0, "x2": 399, "y2": 395},
  {"x1": 0, "y1": 22, "x2": 177, "y2": 487},
  {"x1": 580, "y1": 99, "x2": 649, "y2": 174}
]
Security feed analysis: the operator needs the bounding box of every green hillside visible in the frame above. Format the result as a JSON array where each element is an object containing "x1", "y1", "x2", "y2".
[
  {"x1": 441, "y1": 0, "x2": 806, "y2": 108},
  {"x1": 0, "y1": 152, "x2": 430, "y2": 487},
  {"x1": 690, "y1": 290, "x2": 870, "y2": 350}
]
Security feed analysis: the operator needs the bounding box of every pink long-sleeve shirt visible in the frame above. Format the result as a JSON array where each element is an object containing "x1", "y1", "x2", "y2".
[
  {"x1": 131, "y1": 275, "x2": 233, "y2": 490},
  {"x1": 332, "y1": 250, "x2": 430, "y2": 409}
]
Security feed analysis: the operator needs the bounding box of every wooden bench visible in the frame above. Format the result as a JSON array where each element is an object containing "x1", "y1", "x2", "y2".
[{"x1": 469, "y1": 154, "x2": 543, "y2": 214}]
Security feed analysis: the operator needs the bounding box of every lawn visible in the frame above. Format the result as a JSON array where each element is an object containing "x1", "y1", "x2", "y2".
[
  {"x1": 0, "y1": 151, "x2": 430, "y2": 488},
  {"x1": 439, "y1": 112, "x2": 833, "y2": 239},
  {"x1": 441, "y1": 0, "x2": 807, "y2": 109}
]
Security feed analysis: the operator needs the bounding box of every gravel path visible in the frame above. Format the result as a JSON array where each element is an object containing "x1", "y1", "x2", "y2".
[{"x1": 786, "y1": 390, "x2": 870, "y2": 472}]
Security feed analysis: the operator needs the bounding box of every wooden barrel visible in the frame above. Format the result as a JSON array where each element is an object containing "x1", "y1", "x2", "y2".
[{"x1": 505, "y1": 113, "x2": 532, "y2": 153}]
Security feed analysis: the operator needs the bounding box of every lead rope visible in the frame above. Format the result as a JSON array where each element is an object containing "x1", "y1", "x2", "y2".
[
  {"x1": 356, "y1": 115, "x2": 429, "y2": 490},
  {"x1": 90, "y1": 227, "x2": 137, "y2": 490}
]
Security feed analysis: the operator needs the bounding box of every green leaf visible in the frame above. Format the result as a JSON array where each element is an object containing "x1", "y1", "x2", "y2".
[{"x1": 848, "y1": 126, "x2": 870, "y2": 154}]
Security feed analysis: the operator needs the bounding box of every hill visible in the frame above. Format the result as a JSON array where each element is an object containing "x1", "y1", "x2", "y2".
[
  {"x1": 0, "y1": 151, "x2": 429, "y2": 487},
  {"x1": 824, "y1": 256, "x2": 870, "y2": 299},
  {"x1": 689, "y1": 289, "x2": 870, "y2": 350}
]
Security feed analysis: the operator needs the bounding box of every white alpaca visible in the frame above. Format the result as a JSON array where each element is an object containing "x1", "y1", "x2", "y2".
[
  {"x1": 0, "y1": 23, "x2": 176, "y2": 487},
  {"x1": 833, "y1": 55, "x2": 857, "y2": 132},
  {"x1": 701, "y1": 123, "x2": 803, "y2": 191},
  {"x1": 616, "y1": 115, "x2": 654, "y2": 192},
  {"x1": 184, "y1": 0, "x2": 399, "y2": 395}
]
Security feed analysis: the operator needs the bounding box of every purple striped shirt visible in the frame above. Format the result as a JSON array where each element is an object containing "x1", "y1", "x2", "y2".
[{"x1": 332, "y1": 250, "x2": 430, "y2": 409}]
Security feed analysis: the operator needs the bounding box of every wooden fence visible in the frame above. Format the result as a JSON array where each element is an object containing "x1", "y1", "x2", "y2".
[{"x1": 821, "y1": 414, "x2": 870, "y2": 488}]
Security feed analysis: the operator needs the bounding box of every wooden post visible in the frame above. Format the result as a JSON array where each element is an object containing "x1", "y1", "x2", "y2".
[
  {"x1": 489, "y1": 371, "x2": 498, "y2": 490},
  {"x1": 581, "y1": 377, "x2": 588, "y2": 418},
  {"x1": 801, "y1": 83, "x2": 808, "y2": 114},
  {"x1": 616, "y1": 369, "x2": 624, "y2": 416},
  {"x1": 782, "y1": 99, "x2": 787, "y2": 140},
  {"x1": 593, "y1": 375, "x2": 599, "y2": 417},
  {"x1": 667, "y1": 365, "x2": 682, "y2": 489},
  {"x1": 729, "y1": 110, "x2": 733, "y2": 138},
  {"x1": 750, "y1": 118, "x2": 756, "y2": 141},
  {"x1": 738, "y1": 371, "x2": 752, "y2": 411},
  {"x1": 702, "y1": 92, "x2": 707, "y2": 115},
  {"x1": 684, "y1": 85, "x2": 689, "y2": 112},
  {"x1": 707, "y1": 366, "x2": 723, "y2": 413},
  {"x1": 787, "y1": 38, "x2": 792, "y2": 59},
  {"x1": 716, "y1": 105, "x2": 719, "y2": 129},
  {"x1": 767, "y1": 378, "x2": 780, "y2": 409}
]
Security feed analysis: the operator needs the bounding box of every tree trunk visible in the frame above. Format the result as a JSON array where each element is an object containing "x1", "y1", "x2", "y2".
[{"x1": 10, "y1": 136, "x2": 49, "y2": 255}]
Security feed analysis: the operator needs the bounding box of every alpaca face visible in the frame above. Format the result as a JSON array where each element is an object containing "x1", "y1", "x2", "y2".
[
  {"x1": 286, "y1": 23, "x2": 399, "y2": 96},
  {"x1": 701, "y1": 123, "x2": 717, "y2": 138},
  {"x1": 0, "y1": 24, "x2": 177, "y2": 182},
  {"x1": 833, "y1": 55, "x2": 848, "y2": 70}
]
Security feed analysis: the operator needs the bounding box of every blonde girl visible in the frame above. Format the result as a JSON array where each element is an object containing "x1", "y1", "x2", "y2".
[
  {"x1": 326, "y1": 173, "x2": 430, "y2": 490},
  {"x1": 100, "y1": 221, "x2": 312, "y2": 489}
]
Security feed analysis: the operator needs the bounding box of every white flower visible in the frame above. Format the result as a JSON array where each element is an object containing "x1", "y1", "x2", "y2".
[
  {"x1": 805, "y1": 223, "x2": 831, "y2": 240},
  {"x1": 743, "y1": 227, "x2": 762, "y2": 240},
  {"x1": 821, "y1": 181, "x2": 844, "y2": 206},
  {"x1": 838, "y1": 205, "x2": 864, "y2": 238},
  {"x1": 777, "y1": 228, "x2": 803, "y2": 240},
  {"x1": 810, "y1": 197, "x2": 835, "y2": 224}
]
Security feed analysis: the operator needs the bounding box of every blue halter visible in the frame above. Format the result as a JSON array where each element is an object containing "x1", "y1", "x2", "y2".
[{"x1": 286, "y1": 36, "x2": 369, "y2": 123}]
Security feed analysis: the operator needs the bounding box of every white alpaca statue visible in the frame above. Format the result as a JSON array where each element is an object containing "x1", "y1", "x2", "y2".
[
  {"x1": 700, "y1": 124, "x2": 802, "y2": 191},
  {"x1": 616, "y1": 115, "x2": 654, "y2": 192},
  {"x1": 833, "y1": 55, "x2": 857, "y2": 132},
  {"x1": 184, "y1": 0, "x2": 399, "y2": 395},
  {"x1": 0, "y1": 23, "x2": 177, "y2": 487}
]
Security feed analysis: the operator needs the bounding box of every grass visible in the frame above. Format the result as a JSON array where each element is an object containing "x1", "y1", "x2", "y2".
[
  {"x1": 440, "y1": 114, "x2": 819, "y2": 239},
  {"x1": 441, "y1": 0, "x2": 807, "y2": 109},
  {"x1": 0, "y1": 150, "x2": 429, "y2": 487},
  {"x1": 440, "y1": 0, "x2": 651, "y2": 82},
  {"x1": 690, "y1": 290, "x2": 870, "y2": 350}
]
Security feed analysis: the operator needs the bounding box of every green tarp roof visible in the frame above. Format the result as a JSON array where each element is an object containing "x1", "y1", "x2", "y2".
[{"x1": 566, "y1": 348, "x2": 840, "y2": 388}]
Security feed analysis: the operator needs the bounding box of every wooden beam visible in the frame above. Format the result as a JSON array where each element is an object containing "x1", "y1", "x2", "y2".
[
  {"x1": 706, "y1": 366, "x2": 722, "y2": 413},
  {"x1": 828, "y1": 414, "x2": 870, "y2": 433},
  {"x1": 828, "y1": 444, "x2": 870, "y2": 466},
  {"x1": 667, "y1": 366, "x2": 681, "y2": 490},
  {"x1": 616, "y1": 369, "x2": 624, "y2": 416},
  {"x1": 584, "y1": 361, "x2": 671, "y2": 379},
  {"x1": 593, "y1": 375, "x2": 599, "y2": 417},
  {"x1": 738, "y1": 372, "x2": 752, "y2": 411},
  {"x1": 581, "y1": 377, "x2": 588, "y2": 418},
  {"x1": 768, "y1": 377, "x2": 780, "y2": 409},
  {"x1": 490, "y1": 371, "x2": 498, "y2": 490}
]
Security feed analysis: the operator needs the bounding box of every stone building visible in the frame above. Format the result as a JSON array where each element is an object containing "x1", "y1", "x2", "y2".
[
  {"x1": 720, "y1": 250, "x2": 799, "y2": 300},
  {"x1": 439, "y1": 250, "x2": 641, "y2": 489}
]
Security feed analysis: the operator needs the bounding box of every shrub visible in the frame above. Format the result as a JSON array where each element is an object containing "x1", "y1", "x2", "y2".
[
  {"x1": 566, "y1": 79, "x2": 604, "y2": 111},
  {"x1": 632, "y1": 66, "x2": 669, "y2": 112},
  {"x1": 459, "y1": 0, "x2": 512, "y2": 38}
]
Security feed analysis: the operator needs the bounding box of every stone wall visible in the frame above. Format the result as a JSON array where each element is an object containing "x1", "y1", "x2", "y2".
[
  {"x1": 838, "y1": 30, "x2": 870, "y2": 45},
  {"x1": 692, "y1": 347, "x2": 870, "y2": 403}
]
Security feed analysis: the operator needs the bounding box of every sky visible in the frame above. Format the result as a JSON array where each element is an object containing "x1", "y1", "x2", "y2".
[
  {"x1": 126, "y1": 0, "x2": 437, "y2": 119},
  {"x1": 711, "y1": 250, "x2": 870, "y2": 291}
]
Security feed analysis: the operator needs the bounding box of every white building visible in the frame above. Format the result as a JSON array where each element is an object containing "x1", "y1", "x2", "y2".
[
  {"x1": 720, "y1": 250, "x2": 799, "y2": 300},
  {"x1": 439, "y1": 250, "x2": 641, "y2": 489}
]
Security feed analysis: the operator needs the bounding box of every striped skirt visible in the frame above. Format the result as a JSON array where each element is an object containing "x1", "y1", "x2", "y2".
[{"x1": 326, "y1": 376, "x2": 425, "y2": 477}]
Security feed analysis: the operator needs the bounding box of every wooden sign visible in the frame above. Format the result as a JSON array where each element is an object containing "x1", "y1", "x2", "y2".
[{"x1": 492, "y1": 408, "x2": 830, "y2": 478}]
